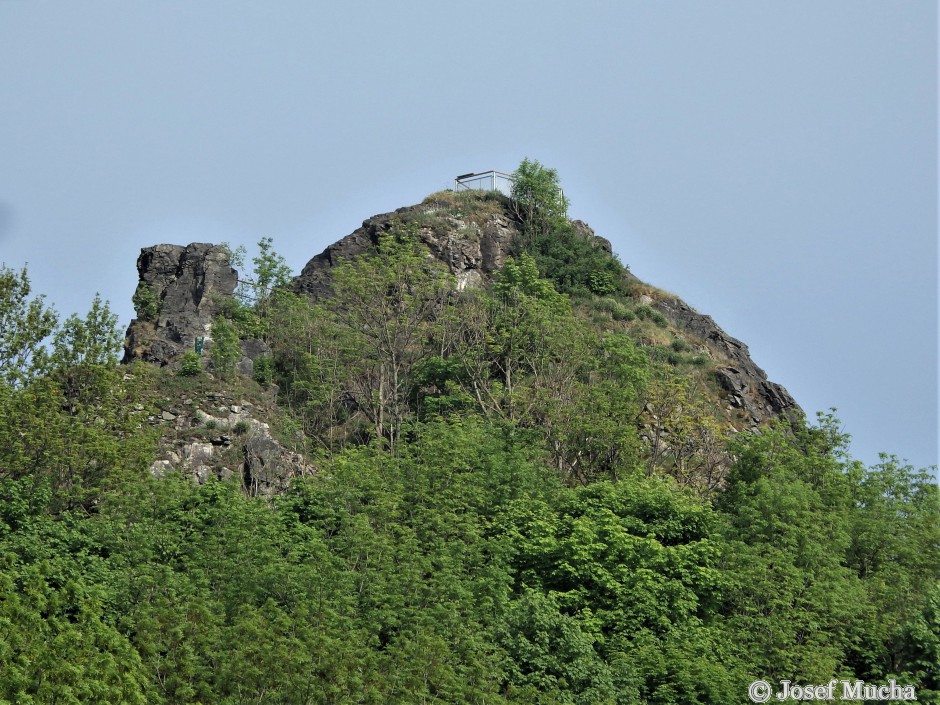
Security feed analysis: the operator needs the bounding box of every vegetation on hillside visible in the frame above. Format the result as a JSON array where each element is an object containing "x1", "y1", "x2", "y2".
[{"x1": 0, "y1": 162, "x2": 936, "y2": 704}]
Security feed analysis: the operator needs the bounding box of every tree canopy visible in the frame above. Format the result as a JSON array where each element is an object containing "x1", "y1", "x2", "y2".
[{"x1": 0, "y1": 202, "x2": 936, "y2": 704}]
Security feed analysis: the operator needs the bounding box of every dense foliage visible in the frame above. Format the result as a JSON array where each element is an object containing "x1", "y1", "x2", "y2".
[{"x1": 0, "y1": 170, "x2": 937, "y2": 704}]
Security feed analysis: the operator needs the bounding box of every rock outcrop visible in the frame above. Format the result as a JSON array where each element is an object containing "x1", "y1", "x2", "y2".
[
  {"x1": 147, "y1": 391, "x2": 315, "y2": 497},
  {"x1": 293, "y1": 203, "x2": 522, "y2": 298},
  {"x1": 125, "y1": 195, "x2": 800, "y2": 440},
  {"x1": 651, "y1": 296, "x2": 801, "y2": 425},
  {"x1": 123, "y1": 243, "x2": 237, "y2": 366}
]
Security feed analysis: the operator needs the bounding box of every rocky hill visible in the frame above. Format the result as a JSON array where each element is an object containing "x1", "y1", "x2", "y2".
[
  {"x1": 122, "y1": 189, "x2": 801, "y2": 489},
  {"x1": 9, "y1": 184, "x2": 936, "y2": 705}
]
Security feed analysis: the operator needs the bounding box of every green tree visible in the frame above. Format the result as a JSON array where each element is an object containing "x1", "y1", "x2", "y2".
[
  {"x1": 252, "y1": 354, "x2": 274, "y2": 386},
  {"x1": 264, "y1": 294, "x2": 354, "y2": 450},
  {"x1": 539, "y1": 333, "x2": 648, "y2": 483},
  {"x1": 0, "y1": 264, "x2": 58, "y2": 387},
  {"x1": 841, "y1": 453, "x2": 940, "y2": 685},
  {"x1": 250, "y1": 236, "x2": 293, "y2": 303},
  {"x1": 51, "y1": 293, "x2": 121, "y2": 369},
  {"x1": 449, "y1": 254, "x2": 580, "y2": 426},
  {"x1": 717, "y1": 421, "x2": 866, "y2": 682},
  {"x1": 227, "y1": 237, "x2": 293, "y2": 341},
  {"x1": 325, "y1": 224, "x2": 453, "y2": 447},
  {"x1": 511, "y1": 158, "x2": 569, "y2": 241},
  {"x1": 178, "y1": 350, "x2": 202, "y2": 376},
  {"x1": 131, "y1": 282, "x2": 160, "y2": 321},
  {"x1": 0, "y1": 294, "x2": 154, "y2": 512},
  {"x1": 210, "y1": 316, "x2": 240, "y2": 381},
  {"x1": 643, "y1": 371, "x2": 730, "y2": 495}
]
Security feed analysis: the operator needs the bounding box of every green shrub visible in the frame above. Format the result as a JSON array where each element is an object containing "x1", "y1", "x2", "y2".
[
  {"x1": 178, "y1": 351, "x2": 202, "y2": 377},
  {"x1": 612, "y1": 305, "x2": 635, "y2": 322},
  {"x1": 635, "y1": 305, "x2": 668, "y2": 327},
  {"x1": 588, "y1": 270, "x2": 615, "y2": 296},
  {"x1": 253, "y1": 355, "x2": 274, "y2": 386},
  {"x1": 210, "y1": 316, "x2": 241, "y2": 380},
  {"x1": 233, "y1": 419, "x2": 251, "y2": 435},
  {"x1": 132, "y1": 283, "x2": 160, "y2": 321},
  {"x1": 524, "y1": 224, "x2": 628, "y2": 299}
]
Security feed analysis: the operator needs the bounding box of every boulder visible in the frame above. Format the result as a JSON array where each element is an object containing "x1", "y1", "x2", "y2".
[{"x1": 242, "y1": 423, "x2": 315, "y2": 497}]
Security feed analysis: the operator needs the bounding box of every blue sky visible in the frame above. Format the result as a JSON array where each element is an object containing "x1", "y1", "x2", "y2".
[{"x1": 0, "y1": 1, "x2": 936, "y2": 470}]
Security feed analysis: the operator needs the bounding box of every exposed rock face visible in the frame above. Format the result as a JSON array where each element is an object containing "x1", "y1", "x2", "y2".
[
  {"x1": 123, "y1": 243, "x2": 237, "y2": 365},
  {"x1": 148, "y1": 393, "x2": 316, "y2": 497},
  {"x1": 125, "y1": 199, "x2": 799, "y2": 435},
  {"x1": 651, "y1": 296, "x2": 802, "y2": 425},
  {"x1": 571, "y1": 219, "x2": 614, "y2": 256},
  {"x1": 293, "y1": 204, "x2": 522, "y2": 299}
]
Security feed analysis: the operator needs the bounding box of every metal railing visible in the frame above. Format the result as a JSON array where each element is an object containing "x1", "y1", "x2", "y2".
[{"x1": 454, "y1": 170, "x2": 515, "y2": 196}]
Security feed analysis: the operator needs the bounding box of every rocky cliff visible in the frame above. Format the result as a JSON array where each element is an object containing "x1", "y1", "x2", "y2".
[
  {"x1": 145, "y1": 384, "x2": 315, "y2": 497},
  {"x1": 125, "y1": 193, "x2": 801, "y2": 439},
  {"x1": 651, "y1": 296, "x2": 800, "y2": 426},
  {"x1": 294, "y1": 198, "x2": 522, "y2": 298},
  {"x1": 123, "y1": 243, "x2": 237, "y2": 366}
]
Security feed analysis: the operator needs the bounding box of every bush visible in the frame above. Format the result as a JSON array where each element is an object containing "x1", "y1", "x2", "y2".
[
  {"x1": 253, "y1": 355, "x2": 274, "y2": 386},
  {"x1": 635, "y1": 305, "x2": 668, "y2": 327},
  {"x1": 233, "y1": 420, "x2": 251, "y2": 435},
  {"x1": 178, "y1": 351, "x2": 202, "y2": 377},
  {"x1": 210, "y1": 317, "x2": 241, "y2": 381},
  {"x1": 132, "y1": 283, "x2": 159, "y2": 321},
  {"x1": 524, "y1": 223, "x2": 628, "y2": 299},
  {"x1": 588, "y1": 271, "x2": 615, "y2": 296},
  {"x1": 612, "y1": 305, "x2": 635, "y2": 322}
]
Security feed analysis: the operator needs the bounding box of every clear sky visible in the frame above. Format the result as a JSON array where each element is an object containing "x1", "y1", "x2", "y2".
[{"x1": 1, "y1": 1, "x2": 936, "y2": 471}]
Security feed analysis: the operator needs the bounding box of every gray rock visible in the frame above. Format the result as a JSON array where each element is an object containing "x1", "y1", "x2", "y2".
[
  {"x1": 570, "y1": 220, "x2": 613, "y2": 254},
  {"x1": 149, "y1": 459, "x2": 174, "y2": 478},
  {"x1": 652, "y1": 297, "x2": 802, "y2": 424},
  {"x1": 123, "y1": 243, "x2": 237, "y2": 365},
  {"x1": 242, "y1": 426, "x2": 316, "y2": 497},
  {"x1": 181, "y1": 442, "x2": 214, "y2": 467},
  {"x1": 293, "y1": 205, "x2": 522, "y2": 300},
  {"x1": 237, "y1": 338, "x2": 271, "y2": 378}
]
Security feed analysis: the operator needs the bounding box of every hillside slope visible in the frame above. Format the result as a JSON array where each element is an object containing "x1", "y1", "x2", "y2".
[
  {"x1": 1, "y1": 187, "x2": 936, "y2": 705},
  {"x1": 124, "y1": 190, "x2": 799, "y2": 468}
]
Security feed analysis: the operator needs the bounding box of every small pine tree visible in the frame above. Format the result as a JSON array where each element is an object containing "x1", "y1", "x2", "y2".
[{"x1": 252, "y1": 355, "x2": 274, "y2": 386}]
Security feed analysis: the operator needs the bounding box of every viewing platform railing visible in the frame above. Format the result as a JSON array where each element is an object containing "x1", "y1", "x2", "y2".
[{"x1": 454, "y1": 170, "x2": 515, "y2": 196}]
